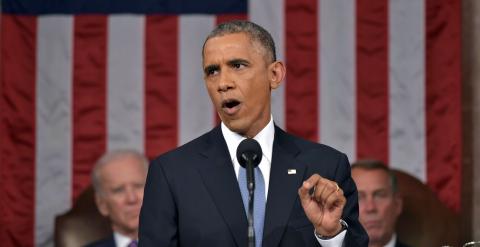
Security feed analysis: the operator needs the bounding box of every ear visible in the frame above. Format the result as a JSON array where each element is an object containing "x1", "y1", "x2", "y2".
[
  {"x1": 268, "y1": 61, "x2": 286, "y2": 90},
  {"x1": 95, "y1": 193, "x2": 110, "y2": 217}
]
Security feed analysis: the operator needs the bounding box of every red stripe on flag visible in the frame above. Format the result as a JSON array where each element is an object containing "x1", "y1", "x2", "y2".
[
  {"x1": 356, "y1": 0, "x2": 389, "y2": 163},
  {"x1": 285, "y1": 0, "x2": 318, "y2": 142},
  {"x1": 145, "y1": 15, "x2": 179, "y2": 160},
  {"x1": 425, "y1": 0, "x2": 462, "y2": 212},
  {"x1": 213, "y1": 14, "x2": 249, "y2": 126},
  {"x1": 0, "y1": 15, "x2": 37, "y2": 247},
  {"x1": 72, "y1": 16, "x2": 107, "y2": 202}
]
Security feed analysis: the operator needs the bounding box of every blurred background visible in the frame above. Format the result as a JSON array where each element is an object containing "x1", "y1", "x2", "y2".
[{"x1": 1, "y1": 0, "x2": 479, "y2": 246}]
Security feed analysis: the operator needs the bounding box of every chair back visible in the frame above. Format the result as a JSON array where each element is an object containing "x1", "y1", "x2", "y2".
[
  {"x1": 54, "y1": 186, "x2": 112, "y2": 247},
  {"x1": 394, "y1": 169, "x2": 461, "y2": 247}
]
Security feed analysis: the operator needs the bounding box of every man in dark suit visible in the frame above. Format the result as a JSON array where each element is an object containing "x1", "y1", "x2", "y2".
[
  {"x1": 351, "y1": 160, "x2": 411, "y2": 247},
  {"x1": 139, "y1": 20, "x2": 368, "y2": 246},
  {"x1": 87, "y1": 150, "x2": 148, "y2": 247}
]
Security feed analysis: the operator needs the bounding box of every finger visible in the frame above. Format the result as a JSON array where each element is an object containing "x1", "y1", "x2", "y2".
[
  {"x1": 314, "y1": 178, "x2": 338, "y2": 201},
  {"x1": 298, "y1": 174, "x2": 321, "y2": 202},
  {"x1": 313, "y1": 179, "x2": 329, "y2": 204},
  {"x1": 304, "y1": 173, "x2": 323, "y2": 185},
  {"x1": 324, "y1": 188, "x2": 346, "y2": 210}
]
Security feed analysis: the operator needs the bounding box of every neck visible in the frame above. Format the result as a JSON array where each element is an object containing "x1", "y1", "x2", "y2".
[
  {"x1": 113, "y1": 226, "x2": 138, "y2": 240},
  {"x1": 243, "y1": 114, "x2": 272, "y2": 138},
  {"x1": 369, "y1": 234, "x2": 394, "y2": 247}
]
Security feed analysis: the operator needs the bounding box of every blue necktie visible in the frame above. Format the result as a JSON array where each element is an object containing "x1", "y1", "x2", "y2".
[{"x1": 238, "y1": 166, "x2": 266, "y2": 247}]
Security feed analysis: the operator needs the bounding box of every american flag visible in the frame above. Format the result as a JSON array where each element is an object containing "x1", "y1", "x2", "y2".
[{"x1": 0, "y1": 0, "x2": 462, "y2": 246}]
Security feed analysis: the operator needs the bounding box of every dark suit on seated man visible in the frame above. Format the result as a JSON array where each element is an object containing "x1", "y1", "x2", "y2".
[
  {"x1": 86, "y1": 150, "x2": 148, "y2": 247},
  {"x1": 352, "y1": 160, "x2": 411, "y2": 247},
  {"x1": 139, "y1": 20, "x2": 368, "y2": 247}
]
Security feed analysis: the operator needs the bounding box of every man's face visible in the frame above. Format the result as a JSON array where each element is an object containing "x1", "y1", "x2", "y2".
[
  {"x1": 352, "y1": 168, "x2": 402, "y2": 245},
  {"x1": 202, "y1": 32, "x2": 284, "y2": 137},
  {"x1": 96, "y1": 156, "x2": 147, "y2": 236}
]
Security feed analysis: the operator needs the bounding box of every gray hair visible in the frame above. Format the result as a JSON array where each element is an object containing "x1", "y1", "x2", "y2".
[
  {"x1": 202, "y1": 20, "x2": 277, "y2": 63},
  {"x1": 351, "y1": 159, "x2": 399, "y2": 193},
  {"x1": 91, "y1": 149, "x2": 149, "y2": 195}
]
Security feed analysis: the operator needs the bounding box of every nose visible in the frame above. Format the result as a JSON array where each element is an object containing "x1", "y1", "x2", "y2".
[
  {"x1": 363, "y1": 196, "x2": 377, "y2": 213},
  {"x1": 126, "y1": 187, "x2": 139, "y2": 203},
  {"x1": 218, "y1": 71, "x2": 235, "y2": 92}
]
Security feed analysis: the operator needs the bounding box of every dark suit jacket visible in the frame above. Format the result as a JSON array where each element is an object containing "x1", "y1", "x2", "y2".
[
  {"x1": 396, "y1": 239, "x2": 411, "y2": 247},
  {"x1": 139, "y1": 126, "x2": 368, "y2": 246},
  {"x1": 85, "y1": 235, "x2": 116, "y2": 247}
]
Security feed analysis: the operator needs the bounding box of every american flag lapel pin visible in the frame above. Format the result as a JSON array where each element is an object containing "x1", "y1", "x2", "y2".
[{"x1": 287, "y1": 169, "x2": 296, "y2": 175}]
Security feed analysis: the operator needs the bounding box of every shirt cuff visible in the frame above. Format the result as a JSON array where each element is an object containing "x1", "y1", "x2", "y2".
[{"x1": 315, "y1": 229, "x2": 346, "y2": 247}]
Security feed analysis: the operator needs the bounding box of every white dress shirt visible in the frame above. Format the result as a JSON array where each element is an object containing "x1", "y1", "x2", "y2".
[
  {"x1": 221, "y1": 116, "x2": 346, "y2": 246},
  {"x1": 113, "y1": 231, "x2": 136, "y2": 247},
  {"x1": 221, "y1": 118, "x2": 273, "y2": 198}
]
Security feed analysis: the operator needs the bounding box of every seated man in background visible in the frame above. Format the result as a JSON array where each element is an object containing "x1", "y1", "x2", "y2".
[
  {"x1": 351, "y1": 160, "x2": 410, "y2": 247},
  {"x1": 86, "y1": 150, "x2": 148, "y2": 247}
]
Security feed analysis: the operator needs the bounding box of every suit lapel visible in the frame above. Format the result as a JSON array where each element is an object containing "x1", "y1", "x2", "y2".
[
  {"x1": 197, "y1": 127, "x2": 247, "y2": 247},
  {"x1": 263, "y1": 127, "x2": 306, "y2": 247},
  {"x1": 107, "y1": 235, "x2": 116, "y2": 247}
]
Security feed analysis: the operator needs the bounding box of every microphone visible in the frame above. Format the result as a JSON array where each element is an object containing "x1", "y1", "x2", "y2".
[
  {"x1": 236, "y1": 138, "x2": 263, "y2": 192},
  {"x1": 236, "y1": 138, "x2": 262, "y2": 247}
]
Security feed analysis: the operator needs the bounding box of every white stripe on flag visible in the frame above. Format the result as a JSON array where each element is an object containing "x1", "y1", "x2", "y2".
[
  {"x1": 179, "y1": 16, "x2": 215, "y2": 145},
  {"x1": 107, "y1": 15, "x2": 145, "y2": 152},
  {"x1": 250, "y1": 0, "x2": 286, "y2": 128},
  {"x1": 35, "y1": 15, "x2": 73, "y2": 247},
  {"x1": 388, "y1": 0, "x2": 426, "y2": 181},
  {"x1": 318, "y1": 0, "x2": 356, "y2": 162}
]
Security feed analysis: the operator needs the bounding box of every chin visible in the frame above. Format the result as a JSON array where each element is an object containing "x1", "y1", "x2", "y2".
[
  {"x1": 224, "y1": 120, "x2": 246, "y2": 133},
  {"x1": 368, "y1": 232, "x2": 387, "y2": 243},
  {"x1": 124, "y1": 222, "x2": 139, "y2": 232}
]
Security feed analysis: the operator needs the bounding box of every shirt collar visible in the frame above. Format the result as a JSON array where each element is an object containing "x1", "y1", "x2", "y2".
[
  {"x1": 113, "y1": 231, "x2": 135, "y2": 247},
  {"x1": 384, "y1": 234, "x2": 397, "y2": 247},
  {"x1": 221, "y1": 116, "x2": 274, "y2": 164}
]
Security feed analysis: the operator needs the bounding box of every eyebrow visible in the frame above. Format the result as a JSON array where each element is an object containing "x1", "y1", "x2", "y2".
[
  {"x1": 203, "y1": 58, "x2": 251, "y2": 75},
  {"x1": 226, "y1": 58, "x2": 250, "y2": 66}
]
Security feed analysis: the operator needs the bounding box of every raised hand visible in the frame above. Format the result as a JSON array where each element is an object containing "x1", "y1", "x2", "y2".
[{"x1": 298, "y1": 174, "x2": 346, "y2": 237}]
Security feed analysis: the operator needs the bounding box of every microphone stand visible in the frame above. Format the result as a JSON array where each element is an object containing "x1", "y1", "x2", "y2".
[
  {"x1": 245, "y1": 153, "x2": 256, "y2": 247},
  {"x1": 237, "y1": 139, "x2": 262, "y2": 247}
]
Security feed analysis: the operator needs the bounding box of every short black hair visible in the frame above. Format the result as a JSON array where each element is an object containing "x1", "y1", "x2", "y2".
[{"x1": 202, "y1": 20, "x2": 277, "y2": 63}]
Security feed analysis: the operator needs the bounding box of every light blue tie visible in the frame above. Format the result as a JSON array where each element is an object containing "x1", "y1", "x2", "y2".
[{"x1": 238, "y1": 166, "x2": 266, "y2": 247}]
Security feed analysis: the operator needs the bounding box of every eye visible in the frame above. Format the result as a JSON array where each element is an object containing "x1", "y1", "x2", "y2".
[
  {"x1": 373, "y1": 190, "x2": 390, "y2": 201},
  {"x1": 111, "y1": 186, "x2": 125, "y2": 194},
  {"x1": 205, "y1": 65, "x2": 219, "y2": 77},
  {"x1": 207, "y1": 68, "x2": 218, "y2": 76},
  {"x1": 358, "y1": 193, "x2": 366, "y2": 201},
  {"x1": 134, "y1": 183, "x2": 145, "y2": 189},
  {"x1": 232, "y1": 62, "x2": 246, "y2": 70},
  {"x1": 233, "y1": 63, "x2": 243, "y2": 69}
]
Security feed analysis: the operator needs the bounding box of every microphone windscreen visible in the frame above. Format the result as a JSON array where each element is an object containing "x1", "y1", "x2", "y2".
[{"x1": 236, "y1": 138, "x2": 262, "y2": 168}]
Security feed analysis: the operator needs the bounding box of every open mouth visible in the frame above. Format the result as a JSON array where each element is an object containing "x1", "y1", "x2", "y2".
[
  {"x1": 221, "y1": 99, "x2": 241, "y2": 115},
  {"x1": 223, "y1": 99, "x2": 240, "y2": 109}
]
